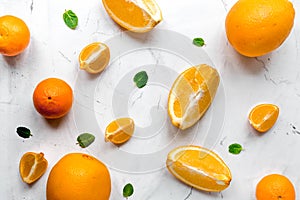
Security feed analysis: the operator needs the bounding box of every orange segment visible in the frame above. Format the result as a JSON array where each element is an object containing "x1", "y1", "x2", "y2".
[
  {"x1": 102, "y1": 0, "x2": 162, "y2": 33},
  {"x1": 168, "y1": 64, "x2": 220, "y2": 130},
  {"x1": 248, "y1": 103, "x2": 279, "y2": 133},
  {"x1": 19, "y1": 152, "x2": 48, "y2": 184},
  {"x1": 79, "y1": 42, "x2": 110, "y2": 74},
  {"x1": 166, "y1": 145, "x2": 231, "y2": 192},
  {"x1": 105, "y1": 118, "x2": 135, "y2": 145}
]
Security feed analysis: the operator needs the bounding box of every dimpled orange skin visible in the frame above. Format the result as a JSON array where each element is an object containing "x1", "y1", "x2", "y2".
[
  {"x1": 256, "y1": 174, "x2": 295, "y2": 200},
  {"x1": 225, "y1": 0, "x2": 295, "y2": 57},
  {"x1": 0, "y1": 15, "x2": 30, "y2": 56},
  {"x1": 33, "y1": 78, "x2": 73, "y2": 119},
  {"x1": 46, "y1": 153, "x2": 111, "y2": 200}
]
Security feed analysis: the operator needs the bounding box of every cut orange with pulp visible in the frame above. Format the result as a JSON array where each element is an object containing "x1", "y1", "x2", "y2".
[
  {"x1": 19, "y1": 152, "x2": 48, "y2": 184},
  {"x1": 248, "y1": 103, "x2": 279, "y2": 133},
  {"x1": 102, "y1": 0, "x2": 162, "y2": 33},
  {"x1": 105, "y1": 118, "x2": 135, "y2": 145},
  {"x1": 166, "y1": 145, "x2": 231, "y2": 192},
  {"x1": 79, "y1": 42, "x2": 110, "y2": 74},
  {"x1": 168, "y1": 64, "x2": 220, "y2": 130}
]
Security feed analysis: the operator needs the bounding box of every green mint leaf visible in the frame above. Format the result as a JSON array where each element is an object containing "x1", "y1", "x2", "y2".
[
  {"x1": 123, "y1": 183, "x2": 134, "y2": 198},
  {"x1": 16, "y1": 126, "x2": 32, "y2": 139},
  {"x1": 193, "y1": 38, "x2": 205, "y2": 47},
  {"x1": 133, "y1": 71, "x2": 148, "y2": 88},
  {"x1": 63, "y1": 10, "x2": 78, "y2": 29},
  {"x1": 228, "y1": 143, "x2": 243, "y2": 155},
  {"x1": 77, "y1": 133, "x2": 95, "y2": 148}
]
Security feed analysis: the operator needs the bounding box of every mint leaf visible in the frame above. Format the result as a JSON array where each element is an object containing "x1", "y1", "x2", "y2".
[
  {"x1": 77, "y1": 133, "x2": 95, "y2": 148},
  {"x1": 133, "y1": 71, "x2": 148, "y2": 88},
  {"x1": 123, "y1": 183, "x2": 134, "y2": 198},
  {"x1": 228, "y1": 143, "x2": 243, "y2": 154},
  {"x1": 16, "y1": 126, "x2": 32, "y2": 139},
  {"x1": 193, "y1": 38, "x2": 205, "y2": 47},
  {"x1": 63, "y1": 10, "x2": 78, "y2": 29}
]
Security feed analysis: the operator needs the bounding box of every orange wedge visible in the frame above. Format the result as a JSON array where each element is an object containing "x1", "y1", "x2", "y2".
[
  {"x1": 102, "y1": 0, "x2": 162, "y2": 33},
  {"x1": 19, "y1": 152, "x2": 48, "y2": 184},
  {"x1": 248, "y1": 103, "x2": 279, "y2": 133},
  {"x1": 79, "y1": 42, "x2": 110, "y2": 74},
  {"x1": 168, "y1": 64, "x2": 220, "y2": 130},
  {"x1": 166, "y1": 145, "x2": 231, "y2": 192},
  {"x1": 105, "y1": 118, "x2": 135, "y2": 145}
]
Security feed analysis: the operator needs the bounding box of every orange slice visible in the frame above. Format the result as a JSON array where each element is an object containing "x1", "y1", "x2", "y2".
[
  {"x1": 166, "y1": 145, "x2": 231, "y2": 192},
  {"x1": 102, "y1": 0, "x2": 162, "y2": 33},
  {"x1": 105, "y1": 118, "x2": 135, "y2": 145},
  {"x1": 168, "y1": 64, "x2": 220, "y2": 130},
  {"x1": 248, "y1": 103, "x2": 279, "y2": 133},
  {"x1": 79, "y1": 42, "x2": 110, "y2": 74},
  {"x1": 19, "y1": 152, "x2": 48, "y2": 184}
]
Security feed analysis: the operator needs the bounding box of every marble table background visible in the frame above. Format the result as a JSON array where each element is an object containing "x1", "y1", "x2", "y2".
[{"x1": 0, "y1": 0, "x2": 300, "y2": 199}]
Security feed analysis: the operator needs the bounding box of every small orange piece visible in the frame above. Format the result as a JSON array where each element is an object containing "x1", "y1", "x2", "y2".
[
  {"x1": 33, "y1": 78, "x2": 73, "y2": 119},
  {"x1": 105, "y1": 118, "x2": 135, "y2": 145},
  {"x1": 46, "y1": 153, "x2": 111, "y2": 200},
  {"x1": 225, "y1": 0, "x2": 295, "y2": 57},
  {"x1": 166, "y1": 145, "x2": 232, "y2": 192},
  {"x1": 256, "y1": 174, "x2": 295, "y2": 200},
  {"x1": 102, "y1": 0, "x2": 162, "y2": 33},
  {"x1": 168, "y1": 64, "x2": 220, "y2": 130},
  {"x1": 248, "y1": 103, "x2": 279, "y2": 133},
  {"x1": 0, "y1": 15, "x2": 30, "y2": 56},
  {"x1": 19, "y1": 152, "x2": 48, "y2": 184},
  {"x1": 79, "y1": 42, "x2": 110, "y2": 74}
]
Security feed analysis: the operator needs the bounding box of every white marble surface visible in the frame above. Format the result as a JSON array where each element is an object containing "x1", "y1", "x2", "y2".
[{"x1": 1, "y1": 0, "x2": 300, "y2": 199}]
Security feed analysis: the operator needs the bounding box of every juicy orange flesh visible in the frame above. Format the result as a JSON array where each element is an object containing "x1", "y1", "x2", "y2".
[
  {"x1": 171, "y1": 161, "x2": 228, "y2": 191},
  {"x1": 19, "y1": 152, "x2": 48, "y2": 184},
  {"x1": 79, "y1": 42, "x2": 110, "y2": 74},
  {"x1": 105, "y1": 118, "x2": 134, "y2": 144},
  {"x1": 249, "y1": 104, "x2": 279, "y2": 132},
  {"x1": 172, "y1": 67, "x2": 211, "y2": 118},
  {"x1": 103, "y1": 0, "x2": 152, "y2": 27},
  {"x1": 80, "y1": 44, "x2": 109, "y2": 71},
  {"x1": 20, "y1": 154, "x2": 35, "y2": 178},
  {"x1": 167, "y1": 146, "x2": 231, "y2": 192},
  {"x1": 175, "y1": 150, "x2": 230, "y2": 178},
  {"x1": 80, "y1": 45, "x2": 100, "y2": 61}
]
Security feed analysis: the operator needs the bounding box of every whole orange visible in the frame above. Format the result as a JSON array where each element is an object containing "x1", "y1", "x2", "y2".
[
  {"x1": 256, "y1": 174, "x2": 296, "y2": 200},
  {"x1": 46, "y1": 153, "x2": 111, "y2": 200},
  {"x1": 225, "y1": 0, "x2": 295, "y2": 57},
  {"x1": 0, "y1": 15, "x2": 30, "y2": 56},
  {"x1": 33, "y1": 78, "x2": 73, "y2": 119}
]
